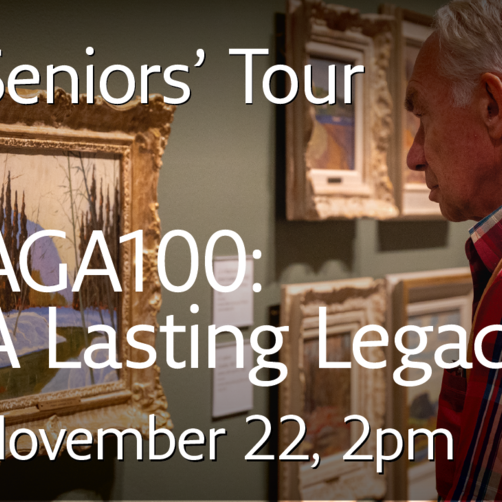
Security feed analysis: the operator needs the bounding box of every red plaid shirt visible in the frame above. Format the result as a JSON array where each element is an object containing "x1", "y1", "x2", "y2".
[
  {"x1": 439, "y1": 206, "x2": 502, "y2": 500},
  {"x1": 466, "y1": 207, "x2": 502, "y2": 316}
]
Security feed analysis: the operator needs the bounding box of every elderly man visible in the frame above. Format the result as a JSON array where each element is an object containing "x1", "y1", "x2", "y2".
[{"x1": 406, "y1": 0, "x2": 502, "y2": 499}]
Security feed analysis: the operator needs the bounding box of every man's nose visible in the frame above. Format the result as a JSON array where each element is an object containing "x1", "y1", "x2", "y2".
[{"x1": 406, "y1": 124, "x2": 426, "y2": 171}]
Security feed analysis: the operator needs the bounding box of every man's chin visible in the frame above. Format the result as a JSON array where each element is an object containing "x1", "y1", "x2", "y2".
[
  {"x1": 438, "y1": 202, "x2": 467, "y2": 222},
  {"x1": 431, "y1": 190, "x2": 466, "y2": 221}
]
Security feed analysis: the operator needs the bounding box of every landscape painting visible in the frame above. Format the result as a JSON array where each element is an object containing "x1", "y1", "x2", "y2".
[
  {"x1": 406, "y1": 308, "x2": 461, "y2": 463},
  {"x1": 305, "y1": 57, "x2": 355, "y2": 172},
  {"x1": 302, "y1": 333, "x2": 351, "y2": 460},
  {"x1": 0, "y1": 148, "x2": 121, "y2": 401}
]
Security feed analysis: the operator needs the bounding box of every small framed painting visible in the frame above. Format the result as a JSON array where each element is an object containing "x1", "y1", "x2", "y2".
[
  {"x1": 386, "y1": 268, "x2": 472, "y2": 500},
  {"x1": 380, "y1": 5, "x2": 439, "y2": 218},
  {"x1": 279, "y1": 278, "x2": 387, "y2": 500},
  {"x1": 286, "y1": 0, "x2": 398, "y2": 220},
  {"x1": 0, "y1": 88, "x2": 174, "y2": 459}
]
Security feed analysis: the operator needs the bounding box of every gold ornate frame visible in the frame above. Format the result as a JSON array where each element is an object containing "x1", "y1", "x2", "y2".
[
  {"x1": 379, "y1": 5, "x2": 439, "y2": 219},
  {"x1": 0, "y1": 89, "x2": 174, "y2": 459},
  {"x1": 385, "y1": 268, "x2": 472, "y2": 500},
  {"x1": 280, "y1": 278, "x2": 387, "y2": 500},
  {"x1": 286, "y1": 0, "x2": 398, "y2": 220}
]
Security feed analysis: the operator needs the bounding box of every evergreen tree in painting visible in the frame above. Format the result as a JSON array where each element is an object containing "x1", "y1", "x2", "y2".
[{"x1": 0, "y1": 172, "x2": 32, "y2": 312}]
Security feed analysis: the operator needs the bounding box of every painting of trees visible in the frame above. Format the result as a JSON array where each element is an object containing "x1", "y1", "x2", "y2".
[
  {"x1": 0, "y1": 171, "x2": 32, "y2": 312},
  {"x1": 70, "y1": 156, "x2": 121, "y2": 329},
  {"x1": 0, "y1": 149, "x2": 121, "y2": 399}
]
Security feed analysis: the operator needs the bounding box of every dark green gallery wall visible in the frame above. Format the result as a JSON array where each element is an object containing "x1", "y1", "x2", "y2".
[{"x1": 0, "y1": 0, "x2": 469, "y2": 500}]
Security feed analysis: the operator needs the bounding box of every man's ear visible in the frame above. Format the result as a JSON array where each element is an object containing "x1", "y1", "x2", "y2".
[{"x1": 480, "y1": 73, "x2": 502, "y2": 139}]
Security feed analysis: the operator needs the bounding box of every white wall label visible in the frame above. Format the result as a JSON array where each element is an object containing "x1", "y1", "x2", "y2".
[
  {"x1": 212, "y1": 255, "x2": 253, "y2": 328},
  {"x1": 212, "y1": 341, "x2": 253, "y2": 418}
]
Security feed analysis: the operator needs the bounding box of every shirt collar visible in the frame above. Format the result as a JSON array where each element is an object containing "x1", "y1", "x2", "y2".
[{"x1": 469, "y1": 204, "x2": 502, "y2": 273}]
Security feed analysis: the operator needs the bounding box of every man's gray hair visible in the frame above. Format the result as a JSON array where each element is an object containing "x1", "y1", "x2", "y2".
[{"x1": 434, "y1": 0, "x2": 502, "y2": 107}]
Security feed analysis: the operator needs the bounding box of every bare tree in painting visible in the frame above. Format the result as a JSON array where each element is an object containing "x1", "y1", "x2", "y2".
[{"x1": 70, "y1": 153, "x2": 120, "y2": 331}]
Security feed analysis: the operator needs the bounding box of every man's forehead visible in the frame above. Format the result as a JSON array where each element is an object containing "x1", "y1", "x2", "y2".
[
  {"x1": 414, "y1": 32, "x2": 442, "y2": 76},
  {"x1": 405, "y1": 33, "x2": 449, "y2": 110}
]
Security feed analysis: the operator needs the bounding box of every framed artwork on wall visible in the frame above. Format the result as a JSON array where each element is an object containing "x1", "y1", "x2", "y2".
[
  {"x1": 279, "y1": 277, "x2": 387, "y2": 500},
  {"x1": 379, "y1": 5, "x2": 438, "y2": 218},
  {"x1": 286, "y1": 0, "x2": 398, "y2": 220},
  {"x1": 0, "y1": 88, "x2": 174, "y2": 459},
  {"x1": 385, "y1": 268, "x2": 472, "y2": 500}
]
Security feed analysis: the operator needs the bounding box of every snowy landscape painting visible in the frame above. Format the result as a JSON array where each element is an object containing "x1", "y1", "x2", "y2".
[{"x1": 0, "y1": 149, "x2": 121, "y2": 401}]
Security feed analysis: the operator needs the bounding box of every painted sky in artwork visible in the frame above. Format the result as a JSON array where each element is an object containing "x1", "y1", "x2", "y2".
[{"x1": 310, "y1": 57, "x2": 346, "y2": 100}]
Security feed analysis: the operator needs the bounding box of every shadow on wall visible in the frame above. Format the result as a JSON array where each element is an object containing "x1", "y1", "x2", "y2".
[
  {"x1": 378, "y1": 220, "x2": 449, "y2": 252},
  {"x1": 274, "y1": 11, "x2": 288, "y2": 224},
  {"x1": 1, "y1": 441, "x2": 116, "y2": 501},
  {"x1": 275, "y1": 220, "x2": 356, "y2": 279}
]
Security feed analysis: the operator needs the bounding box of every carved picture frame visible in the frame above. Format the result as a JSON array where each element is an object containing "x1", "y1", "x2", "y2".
[
  {"x1": 279, "y1": 277, "x2": 387, "y2": 500},
  {"x1": 379, "y1": 5, "x2": 439, "y2": 218},
  {"x1": 286, "y1": 0, "x2": 398, "y2": 220},
  {"x1": 0, "y1": 89, "x2": 174, "y2": 459},
  {"x1": 385, "y1": 268, "x2": 472, "y2": 500}
]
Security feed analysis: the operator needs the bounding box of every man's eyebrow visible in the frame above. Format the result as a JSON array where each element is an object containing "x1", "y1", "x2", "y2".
[
  {"x1": 405, "y1": 89, "x2": 427, "y2": 114},
  {"x1": 404, "y1": 90, "x2": 416, "y2": 112}
]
